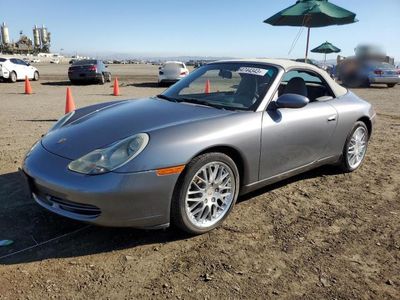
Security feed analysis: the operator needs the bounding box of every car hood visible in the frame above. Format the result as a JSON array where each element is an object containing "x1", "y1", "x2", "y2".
[{"x1": 42, "y1": 97, "x2": 233, "y2": 160}]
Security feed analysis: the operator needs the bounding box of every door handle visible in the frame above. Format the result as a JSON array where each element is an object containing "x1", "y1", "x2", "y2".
[{"x1": 327, "y1": 115, "x2": 337, "y2": 121}]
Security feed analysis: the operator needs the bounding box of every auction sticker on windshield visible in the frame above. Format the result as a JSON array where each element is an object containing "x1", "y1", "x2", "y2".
[{"x1": 238, "y1": 67, "x2": 268, "y2": 76}]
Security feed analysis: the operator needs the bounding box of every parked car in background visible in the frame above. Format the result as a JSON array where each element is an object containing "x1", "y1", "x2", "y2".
[
  {"x1": 23, "y1": 59, "x2": 375, "y2": 234},
  {"x1": 158, "y1": 61, "x2": 189, "y2": 86},
  {"x1": 68, "y1": 59, "x2": 111, "y2": 84},
  {"x1": 50, "y1": 59, "x2": 60, "y2": 64},
  {"x1": 338, "y1": 60, "x2": 400, "y2": 88},
  {"x1": 31, "y1": 59, "x2": 41, "y2": 63},
  {"x1": 0, "y1": 57, "x2": 39, "y2": 82}
]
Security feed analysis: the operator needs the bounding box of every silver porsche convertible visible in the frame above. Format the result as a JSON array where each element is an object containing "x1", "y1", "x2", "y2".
[{"x1": 22, "y1": 59, "x2": 375, "y2": 234}]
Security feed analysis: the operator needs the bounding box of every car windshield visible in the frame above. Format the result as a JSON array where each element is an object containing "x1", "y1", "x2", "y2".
[
  {"x1": 164, "y1": 63, "x2": 184, "y2": 69},
  {"x1": 72, "y1": 60, "x2": 97, "y2": 66},
  {"x1": 0, "y1": 58, "x2": 6, "y2": 62},
  {"x1": 161, "y1": 63, "x2": 278, "y2": 111}
]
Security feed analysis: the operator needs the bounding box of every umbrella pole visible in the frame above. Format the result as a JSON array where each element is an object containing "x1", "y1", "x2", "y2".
[{"x1": 305, "y1": 27, "x2": 310, "y2": 63}]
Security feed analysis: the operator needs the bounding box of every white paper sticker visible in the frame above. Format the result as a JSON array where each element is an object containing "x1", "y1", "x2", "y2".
[{"x1": 238, "y1": 67, "x2": 268, "y2": 76}]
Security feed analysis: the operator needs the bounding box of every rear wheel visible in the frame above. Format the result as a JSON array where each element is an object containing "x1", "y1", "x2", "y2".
[
  {"x1": 343, "y1": 74, "x2": 365, "y2": 88},
  {"x1": 33, "y1": 71, "x2": 39, "y2": 81},
  {"x1": 340, "y1": 121, "x2": 369, "y2": 172},
  {"x1": 99, "y1": 74, "x2": 105, "y2": 85},
  {"x1": 387, "y1": 84, "x2": 396, "y2": 88},
  {"x1": 9, "y1": 71, "x2": 17, "y2": 83},
  {"x1": 171, "y1": 153, "x2": 239, "y2": 234}
]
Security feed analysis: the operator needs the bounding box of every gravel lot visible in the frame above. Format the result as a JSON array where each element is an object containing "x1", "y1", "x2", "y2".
[{"x1": 0, "y1": 64, "x2": 399, "y2": 299}]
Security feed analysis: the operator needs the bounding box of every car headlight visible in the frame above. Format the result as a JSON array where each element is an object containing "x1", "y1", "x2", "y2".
[
  {"x1": 48, "y1": 111, "x2": 75, "y2": 133},
  {"x1": 68, "y1": 133, "x2": 149, "y2": 175}
]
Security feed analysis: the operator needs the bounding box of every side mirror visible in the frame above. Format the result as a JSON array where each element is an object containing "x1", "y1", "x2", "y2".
[
  {"x1": 218, "y1": 69, "x2": 232, "y2": 79},
  {"x1": 275, "y1": 93, "x2": 309, "y2": 109}
]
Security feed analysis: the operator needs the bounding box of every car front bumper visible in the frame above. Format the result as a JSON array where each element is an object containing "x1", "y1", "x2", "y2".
[{"x1": 22, "y1": 142, "x2": 179, "y2": 228}]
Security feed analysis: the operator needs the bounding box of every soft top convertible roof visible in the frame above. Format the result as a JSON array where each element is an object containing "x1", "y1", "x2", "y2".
[{"x1": 212, "y1": 58, "x2": 348, "y2": 98}]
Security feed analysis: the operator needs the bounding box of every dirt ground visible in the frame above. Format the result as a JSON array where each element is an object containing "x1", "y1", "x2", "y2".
[{"x1": 0, "y1": 64, "x2": 399, "y2": 299}]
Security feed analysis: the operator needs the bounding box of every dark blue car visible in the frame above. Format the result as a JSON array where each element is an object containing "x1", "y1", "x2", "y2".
[{"x1": 68, "y1": 59, "x2": 111, "y2": 84}]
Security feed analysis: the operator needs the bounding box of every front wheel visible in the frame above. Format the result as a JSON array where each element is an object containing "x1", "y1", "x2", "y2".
[
  {"x1": 340, "y1": 121, "x2": 369, "y2": 172},
  {"x1": 387, "y1": 84, "x2": 396, "y2": 88},
  {"x1": 33, "y1": 71, "x2": 39, "y2": 81},
  {"x1": 171, "y1": 153, "x2": 240, "y2": 234}
]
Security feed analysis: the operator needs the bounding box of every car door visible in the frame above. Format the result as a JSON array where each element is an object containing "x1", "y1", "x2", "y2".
[
  {"x1": 259, "y1": 69, "x2": 338, "y2": 180},
  {"x1": 9, "y1": 59, "x2": 24, "y2": 79},
  {"x1": 18, "y1": 59, "x2": 35, "y2": 79}
]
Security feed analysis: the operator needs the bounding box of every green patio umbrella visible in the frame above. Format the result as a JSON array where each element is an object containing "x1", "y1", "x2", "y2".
[
  {"x1": 311, "y1": 41, "x2": 341, "y2": 64},
  {"x1": 264, "y1": 0, "x2": 357, "y2": 61}
]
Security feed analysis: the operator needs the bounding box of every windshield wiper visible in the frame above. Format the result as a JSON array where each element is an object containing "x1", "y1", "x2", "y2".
[
  {"x1": 156, "y1": 94, "x2": 179, "y2": 102},
  {"x1": 177, "y1": 97, "x2": 230, "y2": 110}
]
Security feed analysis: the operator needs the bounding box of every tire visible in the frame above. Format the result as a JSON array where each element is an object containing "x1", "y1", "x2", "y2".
[
  {"x1": 158, "y1": 81, "x2": 163, "y2": 87},
  {"x1": 339, "y1": 121, "x2": 369, "y2": 172},
  {"x1": 362, "y1": 78, "x2": 370, "y2": 88},
  {"x1": 342, "y1": 74, "x2": 364, "y2": 88},
  {"x1": 33, "y1": 71, "x2": 39, "y2": 81},
  {"x1": 9, "y1": 71, "x2": 17, "y2": 83},
  {"x1": 171, "y1": 153, "x2": 240, "y2": 234},
  {"x1": 387, "y1": 84, "x2": 396, "y2": 88},
  {"x1": 99, "y1": 74, "x2": 105, "y2": 85}
]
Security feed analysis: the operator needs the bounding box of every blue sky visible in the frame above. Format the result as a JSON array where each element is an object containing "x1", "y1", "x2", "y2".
[{"x1": 1, "y1": 0, "x2": 399, "y2": 60}]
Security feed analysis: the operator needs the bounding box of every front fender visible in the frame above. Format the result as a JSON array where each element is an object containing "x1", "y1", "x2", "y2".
[{"x1": 115, "y1": 111, "x2": 263, "y2": 185}]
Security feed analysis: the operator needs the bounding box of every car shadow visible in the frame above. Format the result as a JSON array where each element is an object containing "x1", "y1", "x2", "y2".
[
  {"x1": 0, "y1": 165, "x2": 341, "y2": 265},
  {"x1": 0, "y1": 171, "x2": 188, "y2": 265},
  {"x1": 128, "y1": 82, "x2": 166, "y2": 88},
  {"x1": 41, "y1": 81, "x2": 100, "y2": 86},
  {"x1": 19, "y1": 119, "x2": 58, "y2": 122},
  {"x1": 238, "y1": 165, "x2": 342, "y2": 203}
]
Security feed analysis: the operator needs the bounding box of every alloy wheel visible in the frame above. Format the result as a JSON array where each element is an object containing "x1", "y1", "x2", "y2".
[
  {"x1": 185, "y1": 161, "x2": 235, "y2": 228},
  {"x1": 347, "y1": 126, "x2": 367, "y2": 169}
]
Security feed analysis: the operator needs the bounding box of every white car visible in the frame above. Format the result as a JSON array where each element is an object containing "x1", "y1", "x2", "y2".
[
  {"x1": 0, "y1": 57, "x2": 39, "y2": 82},
  {"x1": 158, "y1": 61, "x2": 189, "y2": 86},
  {"x1": 50, "y1": 59, "x2": 60, "y2": 64}
]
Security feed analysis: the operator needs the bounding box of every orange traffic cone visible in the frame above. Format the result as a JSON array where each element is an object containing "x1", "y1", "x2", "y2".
[
  {"x1": 65, "y1": 87, "x2": 76, "y2": 114},
  {"x1": 113, "y1": 77, "x2": 120, "y2": 96},
  {"x1": 25, "y1": 76, "x2": 32, "y2": 94},
  {"x1": 204, "y1": 79, "x2": 211, "y2": 94}
]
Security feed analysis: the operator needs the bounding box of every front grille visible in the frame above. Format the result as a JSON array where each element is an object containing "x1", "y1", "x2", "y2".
[
  {"x1": 32, "y1": 191, "x2": 101, "y2": 219},
  {"x1": 41, "y1": 195, "x2": 101, "y2": 218},
  {"x1": 24, "y1": 172, "x2": 101, "y2": 220}
]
